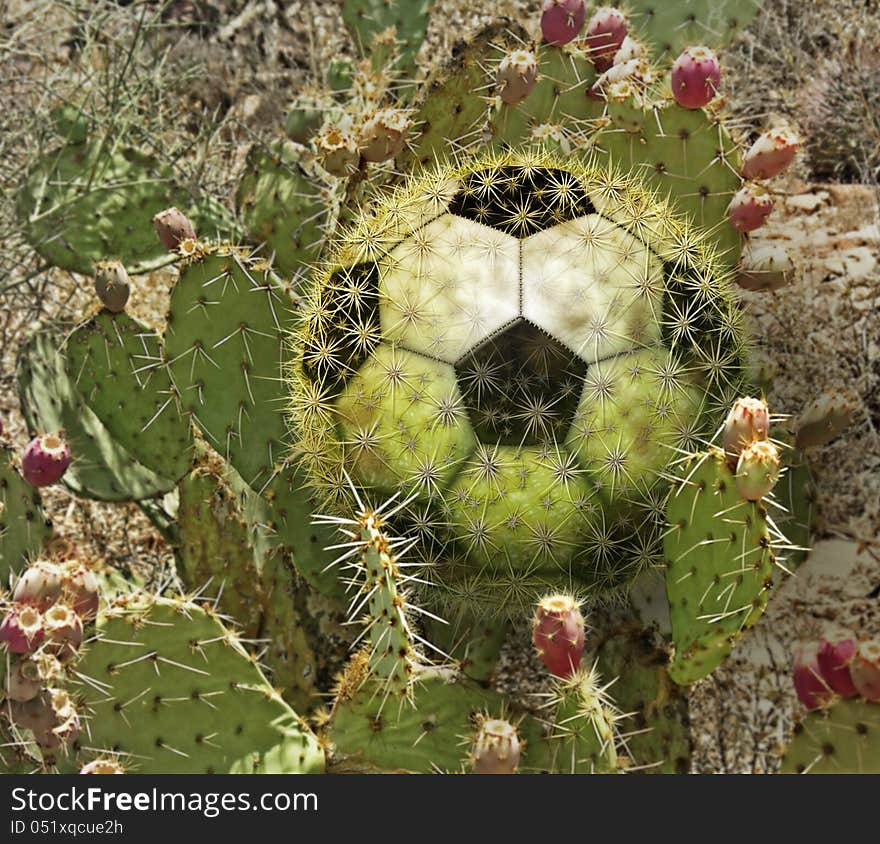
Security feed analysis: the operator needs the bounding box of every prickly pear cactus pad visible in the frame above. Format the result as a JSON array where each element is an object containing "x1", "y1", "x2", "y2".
[
  {"x1": 781, "y1": 699, "x2": 880, "y2": 774},
  {"x1": 61, "y1": 595, "x2": 324, "y2": 774},
  {"x1": 290, "y1": 150, "x2": 747, "y2": 615},
  {"x1": 16, "y1": 138, "x2": 230, "y2": 276},
  {"x1": 664, "y1": 448, "x2": 776, "y2": 684},
  {"x1": 625, "y1": 0, "x2": 762, "y2": 59},
  {"x1": 0, "y1": 447, "x2": 51, "y2": 583}
]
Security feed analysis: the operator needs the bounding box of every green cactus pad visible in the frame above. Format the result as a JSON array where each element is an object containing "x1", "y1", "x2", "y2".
[
  {"x1": 341, "y1": 0, "x2": 434, "y2": 74},
  {"x1": 781, "y1": 699, "x2": 880, "y2": 774},
  {"x1": 664, "y1": 448, "x2": 776, "y2": 685},
  {"x1": 326, "y1": 663, "x2": 546, "y2": 773},
  {"x1": 18, "y1": 324, "x2": 183, "y2": 501},
  {"x1": 291, "y1": 149, "x2": 746, "y2": 613},
  {"x1": 235, "y1": 141, "x2": 337, "y2": 278},
  {"x1": 164, "y1": 245, "x2": 293, "y2": 491},
  {"x1": 61, "y1": 595, "x2": 324, "y2": 774},
  {"x1": 594, "y1": 624, "x2": 691, "y2": 773},
  {"x1": 489, "y1": 45, "x2": 601, "y2": 151},
  {"x1": 593, "y1": 102, "x2": 744, "y2": 268},
  {"x1": 177, "y1": 463, "x2": 317, "y2": 712},
  {"x1": 65, "y1": 311, "x2": 193, "y2": 484},
  {"x1": 625, "y1": 0, "x2": 763, "y2": 61},
  {"x1": 399, "y1": 22, "x2": 526, "y2": 171},
  {"x1": 424, "y1": 612, "x2": 509, "y2": 682},
  {"x1": 16, "y1": 139, "x2": 232, "y2": 276},
  {"x1": 0, "y1": 446, "x2": 51, "y2": 584},
  {"x1": 254, "y1": 463, "x2": 347, "y2": 600},
  {"x1": 772, "y1": 446, "x2": 815, "y2": 573}
]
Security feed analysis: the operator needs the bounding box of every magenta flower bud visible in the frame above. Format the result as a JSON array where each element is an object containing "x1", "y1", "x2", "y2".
[
  {"x1": 153, "y1": 207, "x2": 196, "y2": 251},
  {"x1": 541, "y1": 0, "x2": 586, "y2": 48},
  {"x1": 741, "y1": 127, "x2": 799, "y2": 181},
  {"x1": 0, "y1": 605, "x2": 45, "y2": 654},
  {"x1": 851, "y1": 641, "x2": 880, "y2": 702},
  {"x1": 532, "y1": 594, "x2": 585, "y2": 678},
  {"x1": 728, "y1": 183, "x2": 774, "y2": 233},
  {"x1": 13, "y1": 559, "x2": 65, "y2": 610},
  {"x1": 21, "y1": 433, "x2": 71, "y2": 487},
  {"x1": 671, "y1": 46, "x2": 721, "y2": 109},
  {"x1": 496, "y1": 49, "x2": 539, "y2": 105},
  {"x1": 794, "y1": 642, "x2": 834, "y2": 711},
  {"x1": 583, "y1": 7, "x2": 627, "y2": 72},
  {"x1": 722, "y1": 397, "x2": 770, "y2": 468},
  {"x1": 471, "y1": 719, "x2": 521, "y2": 774},
  {"x1": 817, "y1": 635, "x2": 859, "y2": 698}
]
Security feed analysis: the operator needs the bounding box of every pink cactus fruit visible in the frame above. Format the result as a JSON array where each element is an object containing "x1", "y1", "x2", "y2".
[
  {"x1": 358, "y1": 108, "x2": 411, "y2": 163},
  {"x1": 62, "y1": 562, "x2": 100, "y2": 620},
  {"x1": 0, "y1": 605, "x2": 45, "y2": 653},
  {"x1": 541, "y1": 0, "x2": 586, "y2": 48},
  {"x1": 81, "y1": 758, "x2": 126, "y2": 774},
  {"x1": 153, "y1": 207, "x2": 196, "y2": 251},
  {"x1": 21, "y1": 432, "x2": 71, "y2": 487},
  {"x1": 671, "y1": 46, "x2": 721, "y2": 109},
  {"x1": 816, "y1": 633, "x2": 859, "y2": 698},
  {"x1": 496, "y1": 49, "x2": 539, "y2": 105},
  {"x1": 741, "y1": 127, "x2": 799, "y2": 181},
  {"x1": 728, "y1": 183, "x2": 774, "y2": 233},
  {"x1": 794, "y1": 641, "x2": 834, "y2": 710},
  {"x1": 43, "y1": 604, "x2": 84, "y2": 663},
  {"x1": 583, "y1": 7, "x2": 627, "y2": 72},
  {"x1": 471, "y1": 718, "x2": 521, "y2": 774},
  {"x1": 13, "y1": 559, "x2": 65, "y2": 610},
  {"x1": 735, "y1": 439, "x2": 780, "y2": 501},
  {"x1": 722, "y1": 397, "x2": 770, "y2": 469},
  {"x1": 533, "y1": 593, "x2": 585, "y2": 678},
  {"x1": 850, "y1": 641, "x2": 880, "y2": 702}
]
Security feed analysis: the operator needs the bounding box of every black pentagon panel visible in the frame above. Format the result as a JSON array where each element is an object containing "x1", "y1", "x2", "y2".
[
  {"x1": 302, "y1": 262, "x2": 381, "y2": 388},
  {"x1": 448, "y1": 166, "x2": 596, "y2": 237},
  {"x1": 454, "y1": 319, "x2": 588, "y2": 447}
]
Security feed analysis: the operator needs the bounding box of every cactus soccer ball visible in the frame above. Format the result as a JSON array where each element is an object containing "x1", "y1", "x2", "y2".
[{"x1": 293, "y1": 152, "x2": 745, "y2": 607}]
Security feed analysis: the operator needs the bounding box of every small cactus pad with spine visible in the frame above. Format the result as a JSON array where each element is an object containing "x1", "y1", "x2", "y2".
[
  {"x1": 664, "y1": 448, "x2": 777, "y2": 684},
  {"x1": 290, "y1": 149, "x2": 746, "y2": 614},
  {"x1": 16, "y1": 138, "x2": 230, "y2": 276},
  {"x1": 18, "y1": 325, "x2": 182, "y2": 501},
  {"x1": 0, "y1": 447, "x2": 51, "y2": 583},
  {"x1": 781, "y1": 699, "x2": 880, "y2": 774},
  {"x1": 58, "y1": 595, "x2": 324, "y2": 774}
]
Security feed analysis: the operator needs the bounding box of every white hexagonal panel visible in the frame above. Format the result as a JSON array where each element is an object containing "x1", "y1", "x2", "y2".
[
  {"x1": 521, "y1": 215, "x2": 664, "y2": 364},
  {"x1": 378, "y1": 214, "x2": 520, "y2": 364}
]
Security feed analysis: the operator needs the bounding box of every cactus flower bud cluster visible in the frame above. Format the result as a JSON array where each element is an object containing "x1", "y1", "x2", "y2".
[
  {"x1": 1, "y1": 556, "x2": 100, "y2": 750},
  {"x1": 721, "y1": 398, "x2": 780, "y2": 501},
  {"x1": 794, "y1": 634, "x2": 880, "y2": 710},
  {"x1": 532, "y1": 594, "x2": 585, "y2": 678},
  {"x1": 21, "y1": 432, "x2": 70, "y2": 487}
]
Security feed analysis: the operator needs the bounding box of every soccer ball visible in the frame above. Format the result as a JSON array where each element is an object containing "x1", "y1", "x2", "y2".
[{"x1": 291, "y1": 151, "x2": 745, "y2": 611}]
